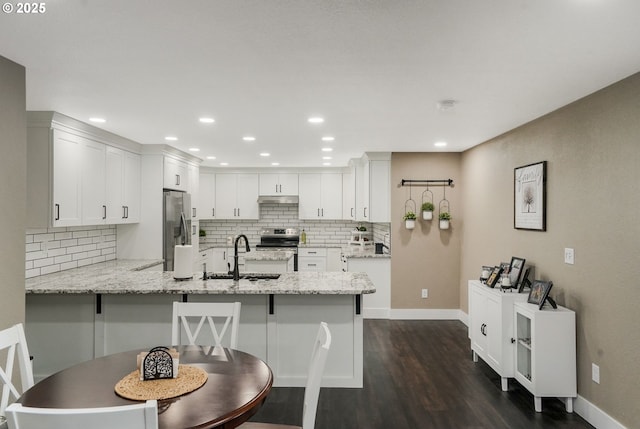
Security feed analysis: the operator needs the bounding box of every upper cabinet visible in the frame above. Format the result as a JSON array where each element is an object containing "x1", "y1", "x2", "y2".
[
  {"x1": 106, "y1": 147, "x2": 141, "y2": 224},
  {"x1": 355, "y1": 153, "x2": 390, "y2": 223},
  {"x1": 199, "y1": 172, "x2": 216, "y2": 220},
  {"x1": 298, "y1": 173, "x2": 343, "y2": 220},
  {"x1": 215, "y1": 173, "x2": 259, "y2": 219},
  {"x1": 342, "y1": 162, "x2": 356, "y2": 221},
  {"x1": 187, "y1": 163, "x2": 199, "y2": 219},
  {"x1": 163, "y1": 156, "x2": 188, "y2": 192},
  {"x1": 27, "y1": 112, "x2": 142, "y2": 228},
  {"x1": 259, "y1": 173, "x2": 299, "y2": 195}
]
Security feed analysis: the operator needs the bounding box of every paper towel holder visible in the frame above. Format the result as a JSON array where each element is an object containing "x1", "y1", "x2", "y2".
[{"x1": 173, "y1": 244, "x2": 194, "y2": 280}]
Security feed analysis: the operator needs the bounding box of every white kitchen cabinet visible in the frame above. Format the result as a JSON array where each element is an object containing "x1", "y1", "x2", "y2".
[
  {"x1": 298, "y1": 173, "x2": 342, "y2": 220},
  {"x1": 199, "y1": 172, "x2": 216, "y2": 219},
  {"x1": 356, "y1": 154, "x2": 390, "y2": 222},
  {"x1": 468, "y1": 280, "x2": 528, "y2": 391},
  {"x1": 259, "y1": 173, "x2": 298, "y2": 195},
  {"x1": 163, "y1": 156, "x2": 188, "y2": 191},
  {"x1": 298, "y1": 247, "x2": 327, "y2": 272},
  {"x1": 326, "y1": 248, "x2": 343, "y2": 272},
  {"x1": 215, "y1": 173, "x2": 259, "y2": 219},
  {"x1": 188, "y1": 163, "x2": 199, "y2": 219},
  {"x1": 106, "y1": 147, "x2": 140, "y2": 224},
  {"x1": 51, "y1": 129, "x2": 83, "y2": 226},
  {"x1": 347, "y1": 256, "x2": 390, "y2": 319},
  {"x1": 81, "y1": 139, "x2": 106, "y2": 225},
  {"x1": 342, "y1": 163, "x2": 356, "y2": 220},
  {"x1": 514, "y1": 302, "x2": 577, "y2": 413}
]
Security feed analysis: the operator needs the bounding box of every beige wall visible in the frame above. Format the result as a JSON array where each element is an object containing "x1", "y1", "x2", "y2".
[
  {"x1": 0, "y1": 55, "x2": 27, "y2": 329},
  {"x1": 460, "y1": 72, "x2": 640, "y2": 426},
  {"x1": 390, "y1": 152, "x2": 462, "y2": 309}
]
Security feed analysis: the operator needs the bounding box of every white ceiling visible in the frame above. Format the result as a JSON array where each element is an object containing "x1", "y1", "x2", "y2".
[{"x1": 1, "y1": 0, "x2": 640, "y2": 168}]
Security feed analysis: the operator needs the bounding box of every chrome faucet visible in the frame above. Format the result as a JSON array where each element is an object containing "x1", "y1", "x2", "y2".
[{"x1": 231, "y1": 235, "x2": 251, "y2": 280}]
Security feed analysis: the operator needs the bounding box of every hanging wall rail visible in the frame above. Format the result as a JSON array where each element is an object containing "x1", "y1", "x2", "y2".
[{"x1": 400, "y1": 179, "x2": 453, "y2": 187}]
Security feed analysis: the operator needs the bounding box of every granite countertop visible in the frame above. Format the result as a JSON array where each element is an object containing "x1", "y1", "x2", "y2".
[
  {"x1": 341, "y1": 247, "x2": 391, "y2": 259},
  {"x1": 244, "y1": 250, "x2": 294, "y2": 262},
  {"x1": 25, "y1": 259, "x2": 375, "y2": 295}
]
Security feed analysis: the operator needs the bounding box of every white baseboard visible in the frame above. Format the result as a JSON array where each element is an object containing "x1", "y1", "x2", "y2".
[
  {"x1": 574, "y1": 395, "x2": 628, "y2": 429},
  {"x1": 389, "y1": 308, "x2": 464, "y2": 320},
  {"x1": 363, "y1": 308, "x2": 390, "y2": 319}
]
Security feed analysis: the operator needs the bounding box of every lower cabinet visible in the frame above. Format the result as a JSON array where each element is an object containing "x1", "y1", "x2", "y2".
[
  {"x1": 468, "y1": 280, "x2": 527, "y2": 391},
  {"x1": 298, "y1": 247, "x2": 327, "y2": 272},
  {"x1": 513, "y1": 302, "x2": 577, "y2": 412}
]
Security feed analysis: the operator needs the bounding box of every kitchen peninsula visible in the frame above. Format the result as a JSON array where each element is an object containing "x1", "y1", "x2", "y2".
[{"x1": 25, "y1": 259, "x2": 374, "y2": 388}]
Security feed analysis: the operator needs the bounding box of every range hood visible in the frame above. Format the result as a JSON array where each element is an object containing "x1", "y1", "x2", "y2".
[{"x1": 257, "y1": 195, "x2": 299, "y2": 204}]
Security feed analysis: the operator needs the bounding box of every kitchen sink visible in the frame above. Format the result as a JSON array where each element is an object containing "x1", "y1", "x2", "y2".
[{"x1": 204, "y1": 273, "x2": 281, "y2": 281}]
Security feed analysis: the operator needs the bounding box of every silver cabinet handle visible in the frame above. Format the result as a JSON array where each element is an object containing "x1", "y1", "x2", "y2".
[
  {"x1": 212, "y1": 208, "x2": 215, "y2": 217},
  {"x1": 176, "y1": 174, "x2": 180, "y2": 186},
  {"x1": 122, "y1": 206, "x2": 126, "y2": 219},
  {"x1": 351, "y1": 208, "x2": 354, "y2": 218},
  {"x1": 102, "y1": 205, "x2": 106, "y2": 219},
  {"x1": 193, "y1": 208, "x2": 196, "y2": 218},
  {"x1": 364, "y1": 207, "x2": 367, "y2": 218}
]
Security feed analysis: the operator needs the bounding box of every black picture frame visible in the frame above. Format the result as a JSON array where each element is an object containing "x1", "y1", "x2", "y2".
[
  {"x1": 517, "y1": 267, "x2": 532, "y2": 293},
  {"x1": 486, "y1": 266, "x2": 503, "y2": 288},
  {"x1": 508, "y1": 257, "x2": 526, "y2": 289},
  {"x1": 514, "y1": 161, "x2": 547, "y2": 231},
  {"x1": 527, "y1": 280, "x2": 554, "y2": 309}
]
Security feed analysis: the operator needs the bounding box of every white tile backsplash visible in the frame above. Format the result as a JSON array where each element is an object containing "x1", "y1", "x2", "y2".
[{"x1": 25, "y1": 225, "x2": 116, "y2": 278}]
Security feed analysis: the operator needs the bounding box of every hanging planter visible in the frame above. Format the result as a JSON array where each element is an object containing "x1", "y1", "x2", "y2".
[
  {"x1": 438, "y1": 186, "x2": 452, "y2": 230},
  {"x1": 439, "y1": 212, "x2": 451, "y2": 229},
  {"x1": 421, "y1": 187, "x2": 434, "y2": 221},
  {"x1": 404, "y1": 185, "x2": 417, "y2": 230},
  {"x1": 404, "y1": 211, "x2": 417, "y2": 229}
]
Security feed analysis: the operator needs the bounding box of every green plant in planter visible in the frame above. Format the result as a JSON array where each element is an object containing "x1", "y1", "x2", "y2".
[
  {"x1": 199, "y1": 229, "x2": 206, "y2": 237},
  {"x1": 421, "y1": 202, "x2": 434, "y2": 212},
  {"x1": 439, "y1": 212, "x2": 451, "y2": 221},
  {"x1": 403, "y1": 211, "x2": 417, "y2": 221}
]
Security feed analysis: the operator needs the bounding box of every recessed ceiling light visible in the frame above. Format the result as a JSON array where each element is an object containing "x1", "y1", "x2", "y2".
[
  {"x1": 321, "y1": 136, "x2": 335, "y2": 142},
  {"x1": 220, "y1": 162, "x2": 229, "y2": 166},
  {"x1": 308, "y1": 117, "x2": 324, "y2": 124},
  {"x1": 434, "y1": 141, "x2": 448, "y2": 147},
  {"x1": 271, "y1": 162, "x2": 280, "y2": 166},
  {"x1": 321, "y1": 147, "x2": 333, "y2": 152},
  {"x1": 165, "y1": 136, "x2": 178, "y2": 141},
  {"x1": 199, "y1": 117, "x2": 215, "y2": 123},
  {"x1": 260, "y1": 152, "x2": 270, "y2": 157},
  {"x1": 322, "y1": 156, "x2": 332, "y2": 160},
  {"x1": 206, "y1": 156, "x2": 216, "y2": 160},
  {"x1": 189, "y1": 148, "x2": 200, "y2": 152},
  {"x1": 323, "y1": 162, "x2": 331, "y2": 166},
  {"x1": 243, "y1": 136, "x2": 256, "y2": 142},
  {"x1": 89, "y1": 117, "x2": 106, "y2": 123}
]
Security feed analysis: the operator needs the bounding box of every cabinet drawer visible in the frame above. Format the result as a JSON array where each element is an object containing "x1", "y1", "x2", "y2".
[
  {"x1": 298, "y1": 248, "x2": 327, "y2": 257},
  {"x1": 298, "y1": 257, "x2": 326, "y2": 272}
]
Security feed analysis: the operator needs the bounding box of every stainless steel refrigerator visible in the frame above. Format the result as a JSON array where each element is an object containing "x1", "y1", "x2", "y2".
[{"x1": 163, "y1": 190, "x2": 192, "y2": 271}]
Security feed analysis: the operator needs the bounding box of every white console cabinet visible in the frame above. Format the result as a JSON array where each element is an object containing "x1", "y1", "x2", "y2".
[
  {"x1": 468, "y1": 280, "x2": 527, "y2": 391},
  {"x1": 513, "y1": 302, "x2": 577, "y2": 412}
]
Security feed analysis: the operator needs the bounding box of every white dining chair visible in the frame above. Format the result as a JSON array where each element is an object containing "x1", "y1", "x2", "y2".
[
  {"x1": 239, "y1": 322, "x2": 332, "y2": 429},
  {"x1": 5, "y1": 400, "x2": 158, "y2": 429},
  {"x1": 171, "y1": 301, "x2": 241, "y2": 348},
  {"x1": 0, "y1": 323, "x2": 34, "y2": 425}
]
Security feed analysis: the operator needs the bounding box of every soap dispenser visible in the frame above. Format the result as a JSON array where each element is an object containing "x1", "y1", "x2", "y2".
[{"x1": 300, "y1": 229, "x2": 307, "y2": 245}]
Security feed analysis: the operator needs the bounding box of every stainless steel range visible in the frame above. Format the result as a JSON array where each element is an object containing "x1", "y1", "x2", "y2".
[{"x1": 256, "y1": 228, "x2": 299, "y2": 271}]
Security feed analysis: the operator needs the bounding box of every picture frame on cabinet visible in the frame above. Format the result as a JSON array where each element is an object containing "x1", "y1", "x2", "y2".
[
  {"x1": 517, "y1": 267, "x2": 532, "y2": 293},
  {"x1": 508, "y1": 257, "x2": 526, "y2": 289},
  {"x1": 514, "y1": 161, "x2": 547, "y2": 231},
  {"x1": 486, "y1": 266, "x2": 503, "y2": 288},
  {"x1": 527, "y1": 280, "x2": 556, "y2": 309}
]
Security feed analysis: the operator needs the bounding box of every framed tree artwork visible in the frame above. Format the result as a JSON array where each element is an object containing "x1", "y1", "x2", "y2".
[{"x1": 514, "y1": 161, "x2": 547, "y2": 231}]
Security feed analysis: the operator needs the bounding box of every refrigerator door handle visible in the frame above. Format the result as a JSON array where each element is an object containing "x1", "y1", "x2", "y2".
[{"x1": 180, "y1": 212, "x2": 188, "y2": 246}]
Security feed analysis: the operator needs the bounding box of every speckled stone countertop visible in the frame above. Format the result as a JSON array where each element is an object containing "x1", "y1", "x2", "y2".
[
  {"x1": 244, "y1": 250, "x2": 294, "y2": 261},
  {"x1": 25, "y1": 259, "x2": 375, "y2": 295},
  {"x1": 341, "y1": 247, "x2": 391, "y2": 259}
]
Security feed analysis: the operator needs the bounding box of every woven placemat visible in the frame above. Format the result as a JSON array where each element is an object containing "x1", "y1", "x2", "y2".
[{"x1": 115, "y1": 364, "x2": 208, "y2": 400}]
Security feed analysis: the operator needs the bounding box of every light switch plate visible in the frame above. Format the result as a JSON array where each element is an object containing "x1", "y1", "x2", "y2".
[
  {"x1": 421, "y1": 289, "x2": 428, "y2": 298},
  {"x1": 592, "y1": 363, "x2": 600, "y2": 384},
  {"x1": 564, "y1": 248, "x2": 575, "y2": 265}
]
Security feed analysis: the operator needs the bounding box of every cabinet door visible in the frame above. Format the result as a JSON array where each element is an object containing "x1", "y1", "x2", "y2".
[
  {"x1": 105, "y1": 146, "x2": 125, "y2": 224},
  {"x1": 485, "y1": 294, "x2": 503, "y2": 370},
  {"x1": 278, "y1": 173, "x2": 299, "y2": 195},
  {"x1": 214, "y1": 174, "x2": 237, "y2": 219},
  {"x1": 187, "y1": 164, "x2": 199, "y2": 219},
  {"x1": 52, "y1": 129, "x2": 82, "y2": 226},
  {"x1": 122, "y1": 151, "x2": 141, "y2": 223},
  {"x1": 164, "y1": 157, "x2": 187, "y2": 191},
  {"x1": 259, "y1": 174, "x2": 280, "y2": 195},
  {"x1": 199, "y1": 172, "x2": 216, "y2": 219},
  {"x1": 355, "y1": 160, "x2": 370, "y2": 221},
  {"x1": 469, "y1": 286, "x2": 487, "y2": 355},
  {"x1": 342, "y1": 169, "x2": 356, "y2": 220},
  {"x1": 298, "y1": 174, "x2": 322, "y2": 219},
  {"x1": 369, "y1": 160, "x2": 390, "y2": 222},
  {"x1": 320, "y1": 173, "x2": 342, "y2": 219},
  {"x1": 81, "y1": 139, "x2": 106, "y2": 225},
  {"x1": 236, "y1": 174, "x2": 259, "y2": 219}
]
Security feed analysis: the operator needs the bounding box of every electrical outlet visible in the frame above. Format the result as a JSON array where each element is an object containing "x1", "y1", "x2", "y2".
[
  {"x1": 592, "y1": 363, "x2": 600, "y2": 384},
  {"x1": 564, "y1": 248, "x2": 575, "y2": 265},
  {"x1": 421, "y1": 289, "x2": 428, "y2": 299}
]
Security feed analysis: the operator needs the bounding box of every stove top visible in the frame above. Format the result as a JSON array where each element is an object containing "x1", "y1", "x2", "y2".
[{"x1": 258, "y1": 228, "x2": 299, "y2": 248}]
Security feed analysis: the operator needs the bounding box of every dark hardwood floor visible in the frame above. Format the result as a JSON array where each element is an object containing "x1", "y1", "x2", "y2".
[{"x1": 250, "y1": 320, "x2": 594, "y2": 429}]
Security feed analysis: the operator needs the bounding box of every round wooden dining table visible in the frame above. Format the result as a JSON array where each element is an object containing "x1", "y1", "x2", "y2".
[{"x1": 18, "y1": 345, "x2": 273, "y2": 429}]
